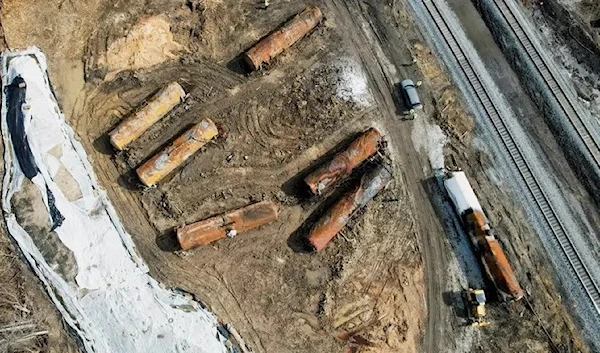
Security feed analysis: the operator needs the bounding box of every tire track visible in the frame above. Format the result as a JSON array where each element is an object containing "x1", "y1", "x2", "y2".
[{"x1": 324, "y1": 0, "x2": 448, "y2": 351}]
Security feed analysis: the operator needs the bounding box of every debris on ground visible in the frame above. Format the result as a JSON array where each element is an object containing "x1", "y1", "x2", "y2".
[{"x1": 0, "y1": 0, "x2": 594, "y2": 352}]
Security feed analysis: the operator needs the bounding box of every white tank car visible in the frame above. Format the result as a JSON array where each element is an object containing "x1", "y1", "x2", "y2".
[{"x1": 443, "y1": 171, "x2": 483, "y2": 215}]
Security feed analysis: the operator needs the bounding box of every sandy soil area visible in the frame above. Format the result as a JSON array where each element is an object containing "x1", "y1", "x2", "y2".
[{"x1": 0, "y1": 0, "x2": 593, "y2": 352}]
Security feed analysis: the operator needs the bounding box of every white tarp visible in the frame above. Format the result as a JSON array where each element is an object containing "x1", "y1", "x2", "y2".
[
  {"x1": 443, "y1": 171, "x2": 483, "y2": 215},
  {"x1": 1, "y1": 47, "x2": 231, "y2": 353}
]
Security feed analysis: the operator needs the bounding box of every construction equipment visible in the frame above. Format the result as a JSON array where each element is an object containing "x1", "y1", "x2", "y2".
[
  {"x1": 177, "y1": 201, "x2": 279, "y2": 250},
  {"x1": 308, "y1": 164, "x2": 391, "y2": 251},
  {"x1": 136, "y1": 117, "x2": 218, "y2": 187},
  {"x1": 304, "y1": 128, "x2": 383, "y2": 195},
  {"x1": 243, "y1": 5, "x2": 323, "y2": 71},
  {"x1": 466, "y1": 288, "x2": 490, "y2": 327},
  {"x1": 109, "y1": 81, "x2": 185, "y2": 150},
  {"x1": 444, "y1": 171, "x2": 525, "y2": 301}
]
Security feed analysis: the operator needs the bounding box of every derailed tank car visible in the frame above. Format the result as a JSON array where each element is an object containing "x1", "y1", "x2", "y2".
[{"x1": 444, "y1": 171, "x2": 524, "y2": 301}]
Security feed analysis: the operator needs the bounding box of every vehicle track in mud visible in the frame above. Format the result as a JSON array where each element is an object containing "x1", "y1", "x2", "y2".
[
  {"x1": 411, "y1": 0, "x2": 599, "y2": 350},
  {"x1": 64, "y1": 2, "x2": 428, "y2": 351},
  {"x1": 324, "y1": 0, "x2": 449, "y2": 351},
  {"x1": 0, "y1": 1, "x2": 428, "y2": 352},
  {"x1": 8, "y1": 0, "x2": 582, "y2": 351}
]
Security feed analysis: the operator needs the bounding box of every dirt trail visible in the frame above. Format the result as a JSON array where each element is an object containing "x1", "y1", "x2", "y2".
[
  {"x1": 336, "y1": 0, "x2": 591, "y2": 352},
  {"x1": 15, "y1": 1, "x2": 427, "y2": 352},
  {"x1": 323, "y1": 0, "x2": 448, "y2": 351},
  {"x1": 0, "y1": 0, "x2": 591, "y2": 352}
]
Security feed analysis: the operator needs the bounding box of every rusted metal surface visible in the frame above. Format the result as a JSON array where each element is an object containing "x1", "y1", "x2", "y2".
[
  {"x1": 482, "y1": 237, "x2": 525, "y2": 301},
  {"x1": 465, "y1": 210, "x2": 524, "y2": 301},
  {"x1": 305, "y1": 128, "x2": 382, "y2": 195},
  {"x1": 308, "y1": 164, "x2": 392, "y2": 252},
  {"x1": 136, "y1": 117, "x2": 218, "y2": 187},
  {"x1": 243, "y1": 5, "x2": 323, "y2": 71},
  {"x1": 446, "y1": 171, "x2": 524, "y2": 301},
  {"x1": 177, "y1": 201, "x2": 279, "y2": 250},
  {"x1": 109, "y1": 82, "x2": 185, "y2": 150}
]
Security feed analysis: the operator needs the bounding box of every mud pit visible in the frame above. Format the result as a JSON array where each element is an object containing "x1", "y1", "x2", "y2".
[
  {"x1": 0, "y1": 0, "x2": 425, "y2": 352},
  {"x1": 0, "y1": 0, "x2": 593, "y2": 352},
  {"x1": 76, "y1": 5, "x2": 424, "y2": 353}
]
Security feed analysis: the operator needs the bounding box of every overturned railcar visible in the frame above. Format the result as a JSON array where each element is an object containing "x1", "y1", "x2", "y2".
[{"x1": 444, "y1": 171, "x2": 524, "y2": 301}]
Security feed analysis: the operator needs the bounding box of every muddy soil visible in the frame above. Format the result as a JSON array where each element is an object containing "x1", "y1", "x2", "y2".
[
  {"x1": 0, "y1": 0, "x2": 592, "y2": 352},
  {"x1": 396, "y1": 1, "x2": 591, "y2": 351},
  {"x1": 532, "y1": 0, "x2": 600, "y2": 74},
  {"x1": 0, "y1": 232, "x2": 81, "y2": 353},
  {"x1": 524, "y1": 0, "x2": 600, "y2": 126},
  {"x1": 2, "y1": 0, "x2": 425, "y2": 352},
  {"x1": 528, "y1": 0, "x2": 600, "y2": 72}
]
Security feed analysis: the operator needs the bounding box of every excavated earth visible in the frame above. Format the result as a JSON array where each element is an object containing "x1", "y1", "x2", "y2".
[{"x1": 0, "y1": 0, "x2": 594, "y2": 352}]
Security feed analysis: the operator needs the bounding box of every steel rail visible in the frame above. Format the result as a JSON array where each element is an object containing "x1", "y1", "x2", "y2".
[
  {"x1": 422, "y1": 0, "x2": 600, "y2": 313},
  {"x1": 493, "y1": 0, "x2": 600, "y2": 169}
]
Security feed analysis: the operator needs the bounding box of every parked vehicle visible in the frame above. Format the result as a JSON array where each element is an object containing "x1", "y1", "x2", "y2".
[{"x1": 400, "y1": 79, "x2": 423, "y2": 111}]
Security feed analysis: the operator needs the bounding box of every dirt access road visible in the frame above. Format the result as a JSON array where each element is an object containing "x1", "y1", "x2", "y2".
[
  {"x1": 322, "y1": 0, "x2": 450, "y2": 351},
  {"x1": 1, "y1": 0, "x2": 431, "y2": 352},
  {"x1": 0, "y1": 0, "x2": 591, "y2": 352}
]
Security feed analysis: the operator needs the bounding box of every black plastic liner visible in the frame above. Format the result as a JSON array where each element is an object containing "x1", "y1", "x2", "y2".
[
  {"x1": 6, "y1": 75, "x2": 64, "y2": 229},
  {"x1": 6, "y1": 76, "x2": 37, "y2": 179},
  {"x1": 46, "y1": 184, "x2": 65, "y2": 230}
]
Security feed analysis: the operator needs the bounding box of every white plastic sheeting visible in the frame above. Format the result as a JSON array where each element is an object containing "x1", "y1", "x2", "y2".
[
  {"x1": 443, "y1": 171, "x2": 483, "y2": 215},
  {"x1": 1, "y1": 47, "x2": 230, "y2": 353}
]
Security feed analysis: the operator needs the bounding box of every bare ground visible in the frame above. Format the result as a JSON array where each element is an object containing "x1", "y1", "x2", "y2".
[
  {"x1": 0, "y1": 0, "x2": 593, "y2": 352},
  {"x1": 393, "y1": 1, "x2": 590, "y2": 352},
  {"x1": 524, "y1": 0, "x2": 600, "y2": 126},
  {"x1": 0, "y1": 233, "x2": 81, "y2": 353}
]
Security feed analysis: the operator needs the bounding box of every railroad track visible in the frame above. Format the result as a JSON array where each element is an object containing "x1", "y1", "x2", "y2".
[
  {"x1": 422, "y1": 0, "x2": 600, "y2": 314},
  {"x1": 492, "y1": 0, "x2": 600, "y2": 174}
]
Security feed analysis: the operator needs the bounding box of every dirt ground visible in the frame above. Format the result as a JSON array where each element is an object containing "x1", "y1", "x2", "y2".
[
  {"x1": 531, "y1": 0, "x2": 600, "y2": 73},
  {"x1": 399, "y1": 2, "x2": 590, "y2": 351},
  {"x1": 0, "y1": 233, "x2": 81, "y2": 353},
  {"x1": 3, "y1": 1, "x2": 426, "y2": 352},
  {"x1": 0, "y1": 0, "x2": 594, "y2": 352},
  {"x1": 524, "y1": 0, "x2": 600, "y2": 125}
]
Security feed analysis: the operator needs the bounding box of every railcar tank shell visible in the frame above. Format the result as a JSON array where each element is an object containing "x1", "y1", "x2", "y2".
[
  {"x1": 109, "y1": 82, "x2": 185, "y2": 150},
  {"x1": 482, "y1": 237, "x2": 525, "y2": 300},
  {"x1": 443, "y1": 170, "x2": 524, "y2": 301},
  {"x1": 243, "y1": 5, "x2": 323, "y2": 71},
  {"x1": 304, "y1": 128, "x2": 382, "y2": 195},
  {"x1": 443, "y1": 171, "x2": 483, "y2": 214}
]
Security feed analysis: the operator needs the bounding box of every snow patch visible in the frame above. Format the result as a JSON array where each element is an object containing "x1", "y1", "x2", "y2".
[
  {"x1": 334, "y1": 57, "x2": 373, "y2": 107},
  {"x1": 411, "y1": 117, "x2": 447, "y2": 170}
]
